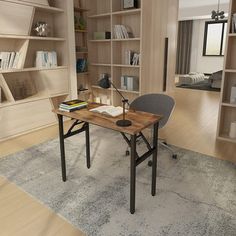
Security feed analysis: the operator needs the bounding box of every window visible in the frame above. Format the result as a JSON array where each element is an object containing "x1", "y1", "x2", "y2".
[{"x1": 203, "y1": 20, "x2": 227, "y2": 56}]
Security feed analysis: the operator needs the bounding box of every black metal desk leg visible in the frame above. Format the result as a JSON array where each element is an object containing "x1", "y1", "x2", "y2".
[
  {"x1": 85, "y1": 122, "x2": 91, "y2": 169},
  {"x1": 152, "y1": 122, "x2": 159, "y2": 196},
  {"x1": 130, "y1": 134, "x2": 137, "y2": 214},
  {"x1": 58, "y1": 114, "x2": 66, "y2": 182}
]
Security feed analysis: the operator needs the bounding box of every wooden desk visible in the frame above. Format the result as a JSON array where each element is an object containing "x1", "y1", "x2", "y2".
[{"x1": 53, "y1": 103, "x2": 162, "y2": 214}]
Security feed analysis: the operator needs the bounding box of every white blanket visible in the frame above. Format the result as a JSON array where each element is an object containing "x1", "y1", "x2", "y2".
[{"x1": 178, "y1": 73, "x2": 206, "y2": 85}]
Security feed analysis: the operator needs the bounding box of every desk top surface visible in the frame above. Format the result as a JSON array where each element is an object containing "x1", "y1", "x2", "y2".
[{"x1": 53, "y1": 103, "x2": 162, "y2": 135}]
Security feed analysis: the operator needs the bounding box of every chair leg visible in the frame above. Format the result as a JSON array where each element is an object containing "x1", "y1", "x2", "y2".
[
  {"x1": 159, "y1": 141, "x2": 177, "y2": 159},
  {"x1": 148, "y1": 140, "x2": 177, "y2": 167}
]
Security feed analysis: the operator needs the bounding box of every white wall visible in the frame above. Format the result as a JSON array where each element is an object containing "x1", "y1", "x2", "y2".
[{"x1": 190, "y1": 19, "x2": 224, "y2": 74}]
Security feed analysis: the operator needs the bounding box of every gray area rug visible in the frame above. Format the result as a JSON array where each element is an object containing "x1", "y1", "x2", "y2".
[{"x1": 0, "y1": 126, "x2": 236, "y2": 236}]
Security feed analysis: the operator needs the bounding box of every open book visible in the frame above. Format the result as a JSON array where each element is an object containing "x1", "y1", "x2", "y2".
[{"x1": 90, "y1": 105, "x2": 127, "y2": 117}]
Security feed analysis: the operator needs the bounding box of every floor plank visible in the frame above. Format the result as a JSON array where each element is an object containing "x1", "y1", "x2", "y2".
[
  {"x1": 160, "y1": 88, "x2": 236, "y2": 163},
  {"x1": 0, "y1": 176, "x2": 84, "y2": 236}
]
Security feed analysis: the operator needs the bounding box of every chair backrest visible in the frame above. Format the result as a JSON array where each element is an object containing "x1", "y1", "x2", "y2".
[{"x1": 130, "y1": 93, "x2": 175, "y2": 129}]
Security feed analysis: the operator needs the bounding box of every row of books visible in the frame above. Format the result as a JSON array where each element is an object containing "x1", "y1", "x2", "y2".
[
  {"x1": 35, "y1": 51, "x2": 58, "y2": 68},
  {"x1": 0, "y1": 52, "x2": 21, "y2": 70},
  {"x1": 113, "y1": 25, "x2": 133, "y2": 39},
  {"x1": 125, "y1": 50, "x2": 140, "y2": 65},
  {"x1": 121, "y1": 76, "x2": 139, "y2": 91},
  {"x1": 59, "y1": 99, "x2": 88, "y2": 112}
]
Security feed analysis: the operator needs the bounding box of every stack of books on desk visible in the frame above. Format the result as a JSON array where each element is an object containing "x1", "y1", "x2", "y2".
[{"x1": 59, "y1": 99, "x2": 88, "y2": 112}]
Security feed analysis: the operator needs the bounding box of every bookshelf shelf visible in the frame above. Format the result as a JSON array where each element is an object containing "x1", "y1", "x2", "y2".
[
  {"x1": 90, "y1": 63, "x2": 112, "y2": 67},
  {"x1": 92, "y1": 85, "x2": 111, "y2": 90},
  {"x1": 76, "y1": 51, "x2": 88, "y2": 54},
  {"x1": 0, "y1": 66, "x2": 68, "y2": 74},
  {"x1": 112, "y1": 9, "x2": 141, "y2": 16},
  {"x1": 116, "y1": 89, "x2": 139, "y2": 94},
  {"x1": 222, "y1": 103, "x2": 236, "y2": 108},
  {"x1": 0, "y1": 35, "x2": 66, "y2": 41},
  {"x1": 75, "y1": 30, "x2": 88, "y2": 33},
  {"x1": 35, "y1": 5, "x2": 64, "y2": 13},
  {"x1": 217, "y1": 134, "x2": 236, "y2": 143},
  {"x1": 77, "y1": 72, "x2": 89, "y2": 76},
  {"x1": 113, "y1": 64, "x2": 140, "y2": 68},
  {"x1": 88, "y1": 13, "x2": 111, "y2": 19},
  {"x1": 89, "y1": 39, "x2": 111, "y2": 42},
  {"x1": 112, "y1": 38, "x2": 140, "y2": 42},
  {"x1": 0, "y1": 91, "x2": 69, "y2": 109},
  {"x1": 0, "y1": 92, "x2": 48, "y2": 108},
  {"x1": 225, "y1": 69, "x2": 236, "y2": 73},
  {"x1": 91, "y1": 85, "x2": 139, "y2": 94},
  {"x1": 7, "y1": 1, "x2": 64, "y2": 13}
]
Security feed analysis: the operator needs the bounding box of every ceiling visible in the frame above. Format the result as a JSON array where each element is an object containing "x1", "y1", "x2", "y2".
[{"x1": 179, "y1": 0, "x2": 229, "y2": 9}]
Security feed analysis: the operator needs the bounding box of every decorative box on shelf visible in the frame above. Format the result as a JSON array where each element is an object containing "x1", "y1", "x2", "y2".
[{"x1": 93, "y1": 32, "x2": 111, "y2": 40}]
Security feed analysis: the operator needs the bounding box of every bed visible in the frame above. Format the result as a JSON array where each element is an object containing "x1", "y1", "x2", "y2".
[
  {"x1": 176, "y1": 71, "x2": 222, "y2": 92},
  {"x1": 177, "y1": 72, "x2": 207, "y2": 86}
]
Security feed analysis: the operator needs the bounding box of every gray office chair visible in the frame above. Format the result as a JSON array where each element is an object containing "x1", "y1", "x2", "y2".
[{"x1": 126, "y1": 93, "x2": 177, "y2": 160}]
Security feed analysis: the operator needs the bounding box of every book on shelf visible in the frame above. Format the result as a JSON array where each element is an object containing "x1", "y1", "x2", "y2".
[
  {"x1": 59, "y1": 99, "x2": 88, "y2": 112},
  {"x1": 35, "y1": 51, "x2": 58, "y2": 69},
  {"x1": 125, "y1": 50, "x2": 140, "y2": 65},
  {"x1": 90, "y1": 105, "x2": 127, "y2": 117},
  {"x1": 232, "y1": 13, "x2": 236, "y2": 33},
  {"x1": 230, "y1": 85, "x2": 236, "y2": 103},
  {"x1": 113, "y1": 25, "x2": 134, "y2": 39},
  {"x1": 121, "y1": 76, "x2": 139, "y2": 91},
  {"x1": 77, "y1": 58, "x2": 87, "y2": 73},
  {"x1": 0, "y1": 51, "x2": 21, "y2": 70}
]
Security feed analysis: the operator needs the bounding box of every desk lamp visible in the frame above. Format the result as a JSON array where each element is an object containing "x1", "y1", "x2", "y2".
[{"x1": 98, "y1": 76, "x2": 132, "y2": 127}]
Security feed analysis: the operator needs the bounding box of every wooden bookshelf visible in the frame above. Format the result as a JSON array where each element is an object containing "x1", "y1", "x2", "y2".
[
  {"x1": 0, "y1": 0, "x2": 76, "y2": 140},
  {"x1": 74, "y1": 0, "x2": 90, "y2": 101},
  {"x1": 217, "y1": 0, "x2": 236, "y2": 142},
  {"x1": 85, "y1": 0, "x2": 178, "y2": 106}
]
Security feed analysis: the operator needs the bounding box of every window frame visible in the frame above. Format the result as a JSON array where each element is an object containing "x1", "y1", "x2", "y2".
[{"x1": 203, "y1": 20, "x2": 227, "y2": 57}]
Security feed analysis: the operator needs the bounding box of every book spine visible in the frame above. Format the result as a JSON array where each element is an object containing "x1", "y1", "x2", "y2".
[
  {"x1": 12, "y1": 52, "x2": 19, "y2": 69},
  {"x1": 52, "y1": 51, "x2": 57, "y2": 67},
  {"x1": 9, "y1": 52, "x2": 16, "y2": 69}
]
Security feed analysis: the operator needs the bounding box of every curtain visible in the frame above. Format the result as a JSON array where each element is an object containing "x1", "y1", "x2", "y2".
[{"x1": 176, "y1": 20, "x2": 193, "y2": 75}]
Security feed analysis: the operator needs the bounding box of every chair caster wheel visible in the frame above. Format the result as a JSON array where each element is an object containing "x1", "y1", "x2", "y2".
[
  {"x1": 148, "y1": 160, "x2": 152, "y2": 167},
  {"x1": 172, "y1": 154, "x2": 177, "y2": 159},
  {"x1": 126, "y1": 150, "x2": 130, "y2": 156}
]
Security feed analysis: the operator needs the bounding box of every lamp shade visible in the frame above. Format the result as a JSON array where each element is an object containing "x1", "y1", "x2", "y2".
[{"x1": 98, "y1": 77, "x2": 111, "y2": 89}]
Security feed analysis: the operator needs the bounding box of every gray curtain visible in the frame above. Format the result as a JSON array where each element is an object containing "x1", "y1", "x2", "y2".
[{"x1": 176, "y1": 20, "x2": 193, "y2": 75}]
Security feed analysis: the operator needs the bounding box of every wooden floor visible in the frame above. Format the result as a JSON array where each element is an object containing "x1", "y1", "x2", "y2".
[
  {"x1": 160, "y1": 88, "x2": 236, "y2": 163},
  {"x1": 0, "y1": 88, "x2": 235, "y2": 236},
  {"x1": 0, "y1": 176, "x2": 84, "y2": 236}
]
